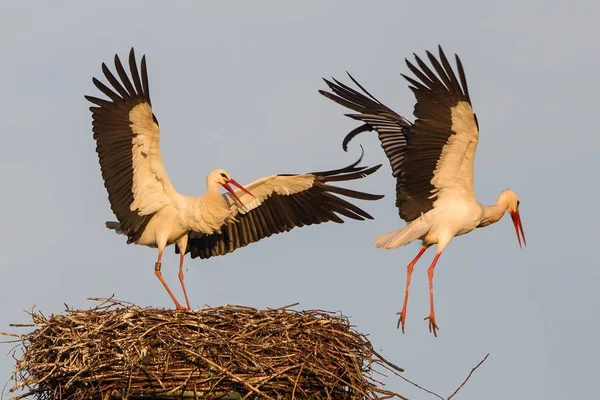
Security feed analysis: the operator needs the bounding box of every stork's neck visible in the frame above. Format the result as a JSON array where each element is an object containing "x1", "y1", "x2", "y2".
[
  {"x1": 201, "y1": 180, "x2": 229, "y2": 211},
  {"x1": 478, "y1": 200, "x2": 508, "y2": 228},
  {"x1": 205, "y1": 180, "x2": 224, "y2": 197},
  {"x1": 183, "y1": 181, "x2": 231, "y2": 234}
]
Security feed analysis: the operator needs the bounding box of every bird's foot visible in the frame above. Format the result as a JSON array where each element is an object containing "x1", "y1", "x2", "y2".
[
  {"x1": 174, "y1": 303, "x2": 189, "y2": 311},
  {"x1": 396, "y1": 310, "x2": 407, "y2": 333},
  {"x1": 424, "y1": 313, "x2": 439, "y2": 337}
]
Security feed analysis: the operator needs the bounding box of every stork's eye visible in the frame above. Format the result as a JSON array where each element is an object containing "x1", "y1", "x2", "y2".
[
  {"x1": 517, "y1": 200, "x2": 520, "y2": 208},
  {"x1": 220, "y1": 173, "x2": 227, "y2": 179}
]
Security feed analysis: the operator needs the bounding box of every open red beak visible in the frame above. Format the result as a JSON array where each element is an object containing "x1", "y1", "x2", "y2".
[
  {"x1": 221, "y1": 179, "x2": 255, "y2": 205},
  {"x1": 510, "y1": 210, "x2": 526, "y2": 248}
]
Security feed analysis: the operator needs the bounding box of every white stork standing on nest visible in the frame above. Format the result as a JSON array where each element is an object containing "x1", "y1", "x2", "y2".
[
  {"x1": 320, "y1": 45, "x2": 526, "y2": 337},
  {"x1": 86, "y1": 48, "x2": 384, "y2": 311}
]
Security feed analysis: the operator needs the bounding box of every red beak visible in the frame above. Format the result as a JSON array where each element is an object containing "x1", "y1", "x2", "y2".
[
  {"x1": 510, "y1": 210, "x2": 526, "y2": 248},
  {"x1": 220, "y1": 179, "x2": 255, "y2": 205}
]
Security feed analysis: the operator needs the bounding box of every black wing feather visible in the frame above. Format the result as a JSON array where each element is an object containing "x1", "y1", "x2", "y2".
[
  {"x1": 320, "y1": 74, "x2": 412, "y2": 180},
  {"x1": 86, "y1": 48, "x2": 157, "y2": 243},
  {"x1": 181, "y1": 163, "x2": 384, "y2": 259}
]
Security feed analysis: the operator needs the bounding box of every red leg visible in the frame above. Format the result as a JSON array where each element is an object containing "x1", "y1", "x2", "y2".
[
  {"x1": 424, "y1": 252, "x2": 442, "y2": 337},
  {"x1": 178, "y1": 252, "x2": 192, "y2": 310},
  {"x1": 397, "y1": 246, "x2": 427, "y2": 333},
  {"x1": 154, "y1": 250, "x2": 186, "y2": 310}
]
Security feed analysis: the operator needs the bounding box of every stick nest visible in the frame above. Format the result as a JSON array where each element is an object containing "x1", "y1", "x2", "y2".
[{"x1": 5, "y1": 298, "x2": 405, "y2": 400}]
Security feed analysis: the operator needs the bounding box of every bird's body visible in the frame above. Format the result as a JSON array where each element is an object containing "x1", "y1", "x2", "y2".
[
  {"x1": 377, "y1": 190, "x2": 520, "y2": 250},
  {"x1": 413, "y1": 200, "x2": 482, "y2": 247},
  {"x1": 87, "y1": 48, "x2": 384, "y2": 310},
  {"x1": 118, "y1": 187, "x2": 228, "y2": 249},
  {"x1": 321, "y1": 45, "x2": 525, "y2": 336}
]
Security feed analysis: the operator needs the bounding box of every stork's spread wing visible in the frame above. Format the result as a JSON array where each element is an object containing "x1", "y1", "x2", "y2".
[
  {"x1": 321, "y1": 45, "x2": 479, "y2": 223},
  {"x1": 181, "y1": 161, "x2": 384, "y2": 259},
  {"x1": 86, "y1": 48, "x2": 175, "y2": 243}
]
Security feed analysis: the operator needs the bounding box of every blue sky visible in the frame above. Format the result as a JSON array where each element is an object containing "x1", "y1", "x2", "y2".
[{"x1": 1, "y1": 1, "x2": 598, "y2": 399}]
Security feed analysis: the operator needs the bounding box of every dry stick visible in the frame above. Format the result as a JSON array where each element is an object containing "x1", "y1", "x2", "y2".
[
  {"x1": 372, "y1": 349, "x2": 405, "y2": 373},
  {"x1": 192, "y1": 352, "x2": 276, "y2": 400},
  {"x1": 373, "y1": 347, "x2": 490, "y2": 400},
  {"x1": 239, "y1": 365, "x2": 299, "y2": 400},
  {"x1": 446, "y1": 353, "x2": 489, "y2": 400},
  {"x1": 371, "y1": 350, "x2": 444, "y2": 400},
  {"x1": 395, "y1": 374, "x2": 444, "y2": 400},
  {"x1": 290, "y1": 362, "x2": 306, "y2": 400},
  {"x1": 268, "y1": 302, "x2": 301, "y2": 311}
]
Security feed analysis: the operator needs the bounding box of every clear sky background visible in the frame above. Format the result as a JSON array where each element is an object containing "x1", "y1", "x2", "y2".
[{"x1": 1, "y1": 1, "x2": 598, "y2": 399}]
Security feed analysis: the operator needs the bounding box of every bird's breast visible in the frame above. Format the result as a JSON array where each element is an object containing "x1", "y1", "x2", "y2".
[
  {"x1": 425, "y1": 200, "x2": 482, "y2": 243},
  {"x1": 445, "y1": 201, "x2": 482, "y2": 237}
]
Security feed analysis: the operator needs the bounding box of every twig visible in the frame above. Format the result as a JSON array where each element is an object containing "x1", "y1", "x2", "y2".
[
  {"x1": 372, "y1": 349, "x2": 404, "y2": 373},
  {"x1": 447, "y1": 353, "x2": 489, "y2": 400},
  {"x1": 396, "y1": 374, "x2": 444, "y2": 400},
  {"x1": 371, "y1": 349, "x2": 441, "y2": 400},
  {"x1": 268, "y1": 302, "x2": 300, "y2": 311},
  {"x1": 290, "y1": 362, "x2": 305, "y2": 400}
]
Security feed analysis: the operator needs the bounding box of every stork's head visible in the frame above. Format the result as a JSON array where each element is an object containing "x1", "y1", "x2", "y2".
[
  {"x1": 208, "y1": 169, "x2": 233, "y2": 186},
  {"x1": 500, "y1": 189, "x2": 526, "y2": 248},
  {"x1": 207, "y1": 169, "x2": 254, "y2": 204}
]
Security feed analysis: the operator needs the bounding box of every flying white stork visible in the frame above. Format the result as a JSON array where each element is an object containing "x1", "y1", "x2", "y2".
[
  {"x1": 320, "y1": 45, "x2": 526, "y2": 337},
  {"x1": 85, "y1": 48, "x2": 384, "y2": 310}
]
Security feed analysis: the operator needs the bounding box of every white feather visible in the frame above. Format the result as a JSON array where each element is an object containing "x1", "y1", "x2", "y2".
[
  {"x1": 375, "y1": 218, "x2": 431, "y2": 249},
  {"x1": 129, "y1": 103, "x2": 174, "y2": 216},
  {"x1": 431, "y1": 101, "x2": 479, "y2": 204}
]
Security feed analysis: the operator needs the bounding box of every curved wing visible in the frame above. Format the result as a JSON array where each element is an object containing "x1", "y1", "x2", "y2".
[
  {"x1": 320, "y1": 45, "x2": 479, "y2": 222},
  {"x1": 86, "y1": 48, "x2": 176, "y2": 243},
  {"x1": 181, "y1": 160, "x2": 384, "y2": 259},
  {"x1": 319, "y1": 74, "x2": 412, "y2": 179}
]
